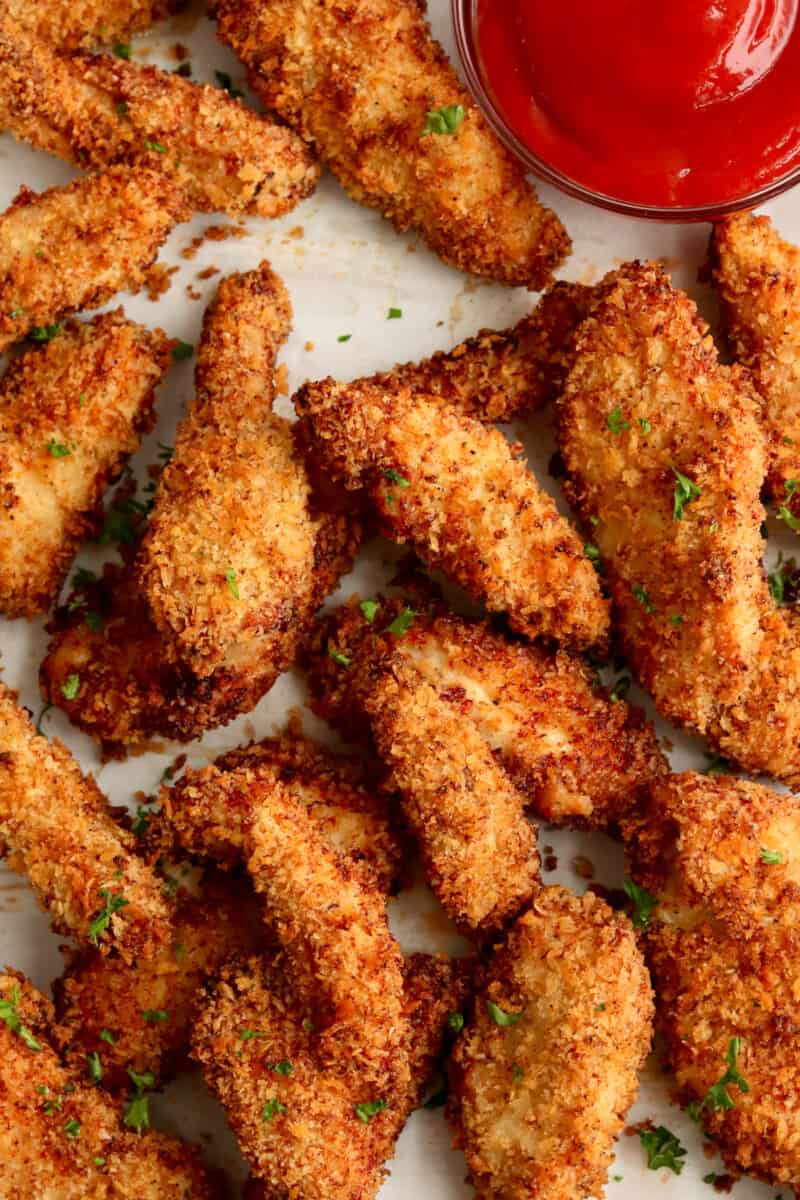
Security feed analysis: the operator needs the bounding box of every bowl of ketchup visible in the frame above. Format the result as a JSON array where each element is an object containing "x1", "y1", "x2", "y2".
[{"x1": 452, "y1": 0, "x2": 800, "y2": 219}]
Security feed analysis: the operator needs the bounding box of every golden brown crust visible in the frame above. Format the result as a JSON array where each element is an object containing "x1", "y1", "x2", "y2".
[
  {"x1": 53, "y1": 871, "x2": 264, "y2": 1092},
  {"x1": 0, "y1": 310, "x2": 169, "y2": 618},
  {"x1": 163, "y1": 726, "x2": 402, "y2": 892},
  {"x1": 448, "y1": 887, "x2": 653, "y2": 1200},
  {"x1": 296, "y1": 379, "x2": 608, "y2": 650},
  {"x1": 0, "y1": 166, "x2": 184, "y2": 352},
  {"x1": 0, "y1": 970, "x2": 223, "y2": 1200},
  {"x1": 3, "y1": 0, "x2": 184, "y2": 50},
  {"x1": 304, "y1": 597, "x2": 666, "y2": 830},
  {"x1": 0, "y1": 18, "x2": 319, "y2": 219},
  {"x1": 0, "y1": 683, "x2": 171, "y2": 959},
  {"x1": 214, "y1": 0, "x2": 569, "y2": 288},
  {"x1": 709, "y1": 211, "x2": 800, "y2": 513}
]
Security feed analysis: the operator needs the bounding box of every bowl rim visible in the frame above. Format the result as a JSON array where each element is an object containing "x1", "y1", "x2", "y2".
[{"x1": 451, "y1": 0, "x2": 800, "y2": 222}]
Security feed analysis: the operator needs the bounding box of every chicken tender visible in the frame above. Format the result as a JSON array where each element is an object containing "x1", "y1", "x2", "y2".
[
  {"x1": 0, "y1": 19, "x2": 318, "y2": 219},
  {"x1": 709, "y1": 211, "x2": 800, "y2": 519},
  {"x1": 0, "y1": 311, "x2": 169, "y2": 618},
  {"x1": 296, "y1": 380, "x2": 608, "y2": 650},
  {"x1": 192, "y1": 951, "x2": 471, "y2": 1200},
  {"x1": 0, "y1": 970, "x2": 221, "y2": 1200},
  {"x1": 4, "y1": 0, "x2": 183, "y2": 50},
  {"x1": 624, "y1": 771, "x2": 800, "y2": 1190},
  {"x1": 164, "y1": 725, "x2": 402, "y2": 892},
  {"x1": 307, "y1": 597, "x2": 665, "y2": 831},
  {"x1": 53, "y1": 870, "x2": 263, "y2": 1092},
  {"x1": 0, "y1": 684, "x2": 170, "y2": 958},
  {"x1": 213, "y1": 0, "x2": 569, "y2": 288},
  {"x1": 447, "y1": 886, "x2": 653, "y2": 1200},
  {"x1": 0, "y1": 165, "x2": 184, "y2": 353}
]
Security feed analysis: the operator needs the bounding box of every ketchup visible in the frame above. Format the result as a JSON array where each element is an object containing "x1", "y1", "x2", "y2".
[{"x1": 475, "y1": 0, "x2": 800, "y2": 208}]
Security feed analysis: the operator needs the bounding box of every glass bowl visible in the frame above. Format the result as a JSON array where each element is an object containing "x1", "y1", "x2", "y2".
[{"x1": 451, "y1": 0, "x2": 800, "y2": 222}]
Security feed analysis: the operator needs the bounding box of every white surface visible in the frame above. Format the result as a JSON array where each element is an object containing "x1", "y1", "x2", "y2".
[{"x1": 0, "y1": 2, "x2": 798, "y2": 1196}]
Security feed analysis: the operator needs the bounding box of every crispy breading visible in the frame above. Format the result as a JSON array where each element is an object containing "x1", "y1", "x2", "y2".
[
  {"x1": 163, "y1": 726, "x2": 402, "y2": 892},
  {"x1": 557, "y1": 261, "x2": 768, "y2": 730},
  {"x1": 192, "y1": 951, "x2": 471, "y2": 1200},
  {"x1": 4, "y1": 0, "x2": 183, "y2": 50},
  {"x1": 305, "y1": 597, "x2": 665, "y2": 829},
  {"x1": 296, "y1": 380, "x2": 608, "y2": 649},
  {"x1": 0, "y1": 970, "x2": 222, "y2": 1200},
  {"x1": 213, "y1": 0, "x2": 569, "y2": 288},
  {"x1": 0, "y1": 311, "x2": 169, "y2": 618},
  {"x1": 53, "y1": 870, "x2": 263, "y2": 1092},
  {"x1": 626, "y1": 771, "x2": 800, "y2": 1190},
  {"x1": 0, "y1": 18, "x2": 319, "y2": 219},
  {"x1": 448, "y1": 887, "x2": 653, "y2": 1200},
  {"x1": 0, "y1": 165, "x2": 184, "y2": 352},
  {"x1": 368, "y1": 283, "x2": 592, "y2": 424},
  {"x1": 709, "y1": 211, "x2": 800, "y2": 516},
  {"x1": 0, "y1": 683, "x2": 170, "y2": 959}
]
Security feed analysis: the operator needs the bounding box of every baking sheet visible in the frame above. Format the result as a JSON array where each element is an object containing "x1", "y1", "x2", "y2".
[{"x1": 0, "y1": 2, "x2": 798, "y2": 1195}]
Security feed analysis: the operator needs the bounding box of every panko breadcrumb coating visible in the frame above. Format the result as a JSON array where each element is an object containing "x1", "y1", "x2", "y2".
[
  {"x1": 0, "y1": 970, "x2": 222, "y2": 1200},
  {"x1": 163, "y1": 725, "x2": 402, "y2": 892},
  {"x1": 53, "y1": 870, "x2": 263, "y2": 1092},
  {"x1": 296, "y1": 379, "x2": 608, "y2": 650},
  {"x1": 448, "y1": 887, "x2": 653, "y2": 1200},
  {"x1": 709, "y1": 211, "x2": 800, "y2": 519},
  {"x1": 4, "y1": 0, "x2": 183, "y2": 50},
  {"x1": 0, "y1": 311, "x2": 169, "y2": 618},
  {"x1": 0, "y1": 684, "x2": 170, "y2": 959},
  {"x1": 192, "y1": 951, "x2": 471, "y2": 1200},
  {"x1": 305, "y1": 597, "x2": 665, "y2": 830},
  {"x1": 625, "y1": 771, "x2": 800, "y2": 1190},
  {"x1": 0, "y1": 165, "x2": 184, "y2": 352},
  {"x1": 0, "y1": 18, "x2": 319, "y2": 219},
  {"x1": 213, "y1": 0, "x2": 569, "y2": 288}
]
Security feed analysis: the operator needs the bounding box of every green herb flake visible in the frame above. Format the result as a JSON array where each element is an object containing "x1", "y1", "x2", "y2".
[
  {"x1": 86, "y1": 1051, "x2": 103, "y2": 1084},
  {"x1": 171, "y1": 341, "x2": 194, "y2": 361},
  {"x1": 778, "y1": 505, "x2": 800, "y2": 531},
  {"x1": 113, "y1": 43, "x2": 131, "y2": 59},
  {"x1": 595, "y1": 1003, "x2": 606, "y2": 1011},
  {"x1": 94, "y1": 1157, "x2": 107, "y2": 1166},
  {"x1": 131, "y1": 806, "x2": 151, "y2": 838},
  {"x1": 329, "y1": 648, "x2": 352, "y2": 667},
  {"x1": 262, "y1": 1098, "x2": 288, "y2": 1123},
  {"x1": 239, "y1": 1029, "x2": 267, "y2": 1042},
  {"x1": 124, "y1": 1068, "x2": 155, "y2": 1134},
  {"x1": 35, "y1": 703, "x2": 53, "y2": 735},
  {"x1": 386, "y1": 607, "x2": 415, "y2": 638},
  {"x1": 0, "y1": 986, "x2": 41, "y2": 1051},
  {"x1": 638, "y1": 1125, "x2": 687, "y2": 1175},
  {"x1": 702, "y1": 1037, "x2": 750, "y2": 1113},
  {"x1": 72, "y1": 566, "x2": 96, "y2": 589},
  {"x1": 225, "y1": 568, "x2": 240, "y2": 599},
  {"x1": 760, "y1": 847, "x2": 782, "y2": 865},
  {"x1": 447, "y1": 1012, "x2": 465, "y2": 1034},
  {"x1": 141, "y1": 1009, "x2": 168, "y2": 1023},
  {"x1": 702, "y1": 754, "x2": 734, "y2": 776},
  {"x1": 670, "y1": 614, "x2": 683, "y2": 627},
  {"x1": 671, "y1": 466, "x2": 702, "y2": 520},
  {"x1": 623, "y1": 879, "x2": 657, "y2": 931},
  {"x1": 267, "y1": 1060, "x2": 293, "y2": 1075},
  {"x1": 144, "y1": 139, "x2": 167, "y2": 154},
  {"x1": 99, "y1": 1029, "x2": 116, "y2": 1045},
  {"x1": 360, "y1": 599, "x2": 379, "y2": 623},
  {"x1": 337, "y1": 334, "x2": 352, "y2": 342},
  {"x1": 632, "y1": 583, "x2": 654, "y2": 614},
  {"x1": 215, "y1": 69, "x2": 244, "y2": 98},
  {"x1": 511, "y1": 1064, "x2": 524, "y2": 1083},
  {"x1": 85, "y1": 611, "x2": 103, "y2": 633},
  {"x1": 421, "y1": 104, "x2": 465, "y2": 136},
  {"x1": 88, "y1": 888, "x2": 129, "y2": 945},
  {"x1": 61, "y1": 674, "x2": 80, "y2": 701},
  {"x1": 382, "y1": 467, "x2": 409, "y2": 487},
  {"x1": 46, "y1": 439, "x2": 70, "y2": 458},
  {"x1": 64, "y1": 1118, "x2": 81, "y2": 1140},
  {"x1": 354, "y1": 1098, "x2": 388, "y2": 1123},
  {"x1": 487, "y1": 1000, "x2": 523, "y2": 1028},
  {"x1": 584, "y1": 542, "x2": 603, "y2": 572},
  {"x1": 638, "y1": 418, "x2": 652, "y2": 434},
  {"x1": 175, "y1": 61, "x2": 192, "y2": 77},
  {"x1": 387, "y1": 307, "x2": 403, "y2": 320},
  {"x1": 30, "y1": 323, "x2": 63, "y2": 343},
  {"x1": 116, "y1": 101, "x2": 128, "y2": 115},
  {"x1": 606, "y1": 406, "x2": 630, "y2": 436}
]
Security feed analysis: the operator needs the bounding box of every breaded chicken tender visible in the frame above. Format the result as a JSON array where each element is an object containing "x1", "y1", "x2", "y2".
[
  {"x1": 0, "y1": 166, "x2": 184, "y2": 353},
  {"x1": 448, "y1": 887, "x2": 653, "y2": 1200},
  {"x1": 0, "y1": 971, "x2": 221, "y2": 1200},
  {"x1": 4, "y1": 0, "x2": 183, "y2": 50},
  {"x1": 0, "y1": 311, "x2": 169, "y2": 618},
  {"x1": 296, "y1": 380, "x2": 608, "y2": 650},
  {"x1": 164, "y1": 725, "x2": 402, "y2": 892},
  {"x1": 0, "y1": 18, "x2": 319, "y2": 219},
  {"x1": 709, "y1": 211, "x2": 800, "y2": 519},
  {"x1": 624, "y1": 771, "x2": 800, "y2": 1190},
  {"x1": 53, "y1": 869, "x2": 263, "y2": 1092},
  {"x1": 192, "y1": 951, "x2": 471, "y2": 1200},
  {"x1": 306, "y1": 597, "x2": 665, "y2": 830},
  {"x1": 0, "y1": 684, "x2": 170, "y2": 959},
  {"x1": 213, "y1": 0, "x2": 569, "y2": 288}
]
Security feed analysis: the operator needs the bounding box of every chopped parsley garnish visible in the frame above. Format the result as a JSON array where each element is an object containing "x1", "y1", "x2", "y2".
[
  {"x1": 35, "y1": 703, "x2": 53, "y2": 735},
  {"x1": 672, "y1": 466, "x2": 702, "y2": 520},
  {"x1": 116, "y1": 101, "x2": 128, "y2": 115},
  {"x1": 386, "y1": 607, "x2": 415, "y2": 638},
  {"x1": 623, "y1": 879, "x2": 657, "y2": 930},
  {"x1": 262, "y1": 1098, "x2": 287, "y2": 1123},
  {"x1": 171, "y1": 341, "x2": 194, "y2": 361},
  {"x1": 144, "y1": 139, "x2": 167, "y2": 153},
  {"x1": 225, "y1": 568, "x2": 240, "y2": 599},
  {"x1": 239, "y1": 1029, "x2": 267, "y2": 1042},
  {"x1": 30, "y1": 323, "x2": 63, "y2": 343},
  {"x1": 94, "y1": 1157, "x2": 107, "y2": 1166},
  {"x1": 760, "y1": 847, "x2": 782, "y2": 865},
  {"x1": 778, "y1": 505, "x2": 800, "y2": 531},
  {"x1": 512, "y1": 1064, "x2": 524, "y2": 1083},
  {"x1": 584, "y1": 542, "x2": 602, "y2": 572},
  {"x1": 387, "y1": 307, "x2": 403, "y2": 320},
  {"x1": 175, "y1": 61, "x2": 192, "y2": 76},
  {"x1": 447, "y1": 1012, "x2": 464, "y2": 1034},
  {"x1": 124, "y1": 1069, "x2": 155, "y2": 1134},
  {"x1": 72, "y1": 566, "x2": 97, "y2": 589},
  {"x1": 46, "y1": 439, "x2": 70, "y2": 458},
  {"x1": 113, "y1": 43, "x2": 131, "y2": 58},
  {"x1": 360, "y1": 599, "x2": 379, "y2": 623},
  {"x1": 0, "y1": 986, "x2": 41, "y2": 1051},
  {"x1": 131, "y1": 806, "x2": 151, "y2": 838},
  {"x1": 267, "y1": 1061, "x2": 293, "y2": 1075},
  {"x1": 329, "y1": 648, "x2": 352, "y2": 667},
  {"x1": 88, "y1": 888, "x2": 129, "y2": 945},
  {"x1": 86, "y1": 1052, "x2": 102, "y2": 1084},
  {"x1": 696, "y1": 1038, "x2": 750, "y2": 1115},
  {"x1": 638, "y1": 1125, "x2": 687, "y2": 1174},
  {"x1": 606, "y1": 406, "x2": 630, "y2": 435},
  {"x1": 85, "y1": 611, "x2": 103, "y2": 632},
  {"x1": 142, "y1": 1009, "x2": 168, "y2": 1023},
  {"x1": 609, "y1": 675, "x2": 631, "y2": 703},
  {"x1": 99, "y1": 1029, "x2": 116, "y2": 1045},
  {"x1": 157, "y1": 442, "x2": 174, "y2": 462},
  {"x1": 421, "y1": 104, "x2": 465, "y2": 136},
  {"x1": 382, "y1": 468, "x2": 409, "y2": 487},
  {"x1": 638, "y1": 418, "x2": 652, "y2": 434},
  {"x1": 702, "y1": 754, "x2": 734, "y2": 776},
  {"x1": 337, "y1": 334, "x2": 352, "y2": 342},
  {"x1": 487, "y1": 1000, "x2": 523, "y2": 1027},
  {"x1": 595, "y1": 1003, "x2": 606, "y2": 1012},
  {"x1": 632, "y1": 583, "x2": 654, "y2": 614},
  {"x1": 215, "y1": 69, "x2": 243, "y2": 98},
  {"x1": 670, "y1": 614, "x2": 683, "y2": 627},
  {"x1": 60, "y1": 674, "x2": 80, "y2": 701},
  {"x1": 97, "y1": 499, "x2": 140, "y2": 546},
  {"x1": 64, "y1": 1118, "x2": 81, "y2": 1140},
  {"x1": 354, "y1": 1098, "x2": 387, "y2": 1123}
]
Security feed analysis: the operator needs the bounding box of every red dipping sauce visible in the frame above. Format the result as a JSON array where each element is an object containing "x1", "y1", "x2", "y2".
[{"x1": 462, "y1": 0, "x2": 800, "y2": 212}]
